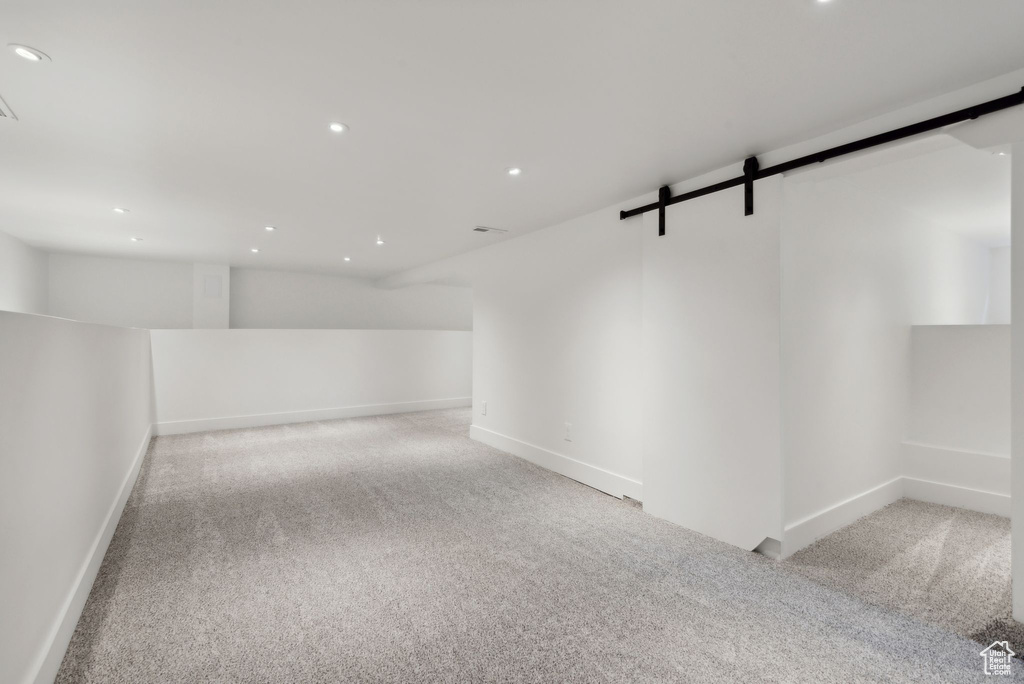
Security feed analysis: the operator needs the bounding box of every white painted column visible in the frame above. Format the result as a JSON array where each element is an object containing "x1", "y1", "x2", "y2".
[
  {"x1": 1012, "y1": 144, "x2": 1024, "y2": 621},
  {"x1": 192, "y1": 263, "x2": 230, "y2": 329}
]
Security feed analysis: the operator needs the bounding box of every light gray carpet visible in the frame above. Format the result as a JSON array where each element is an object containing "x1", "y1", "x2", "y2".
[
  {"x1": 57, "y1": 408, "x2": 1018, "y2": 682},
  {"x1": 786, "y1": 498, "x2": 1015, "y2": 651}
]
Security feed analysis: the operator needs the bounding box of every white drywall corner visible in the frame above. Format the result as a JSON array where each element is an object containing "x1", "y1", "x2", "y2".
[{"x1": 0, "y1": 230, "x2": 48, "y2": 315}]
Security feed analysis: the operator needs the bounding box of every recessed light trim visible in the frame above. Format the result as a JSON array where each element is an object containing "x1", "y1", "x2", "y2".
[
  {"x1": 113, "y1": 207, "x2": 129, "y2": 214},
  {"x1": 376, "y1": 236, "x2": 385, "y2": 245},
  {"x1": 344, "y1": 257, "x2": 351, "y2": 262},
  {"x1": 329, "y1": 122, "x2": 348, "y2": 133},
  {"x1": 130, "y1": 237, "x2": 142, "y2": 242},
  {"x1": 265, "y1": 225, "x2": 276, "y2": 231},
  {"x1": 9, "y1": 44, "x2": 50, "y2": 62},
  {"x1": 507, "y1": 167, "x2": 522, "y2": 176},
  {"x1": 251, "y1": 248, "x2": 260, "y2": 253}
]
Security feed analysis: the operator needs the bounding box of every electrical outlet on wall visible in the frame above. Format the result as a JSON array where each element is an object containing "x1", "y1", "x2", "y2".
[
  {"x1": 481, "y1": 401, "x2": 487, "y2": 416},
  {"x1": 564, "y1": 422, "x2": 572, "y2": 442}
]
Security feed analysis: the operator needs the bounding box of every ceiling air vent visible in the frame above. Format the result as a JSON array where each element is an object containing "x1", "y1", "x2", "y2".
[
  {"x1": 473, "y1": 225, "x2": 508, "y2": 234},
  {"x1": 0, "y1": 94, "x2": 17, "y2": 121}
]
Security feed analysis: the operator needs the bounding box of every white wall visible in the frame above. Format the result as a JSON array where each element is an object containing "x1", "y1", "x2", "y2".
[
  {"x1": 780, "y1": 172, "x2": 995, "y2": 554},
  {"x1": 1011, "y1": 144, "x2": 1024, "y2": 621},
  {"x1": 987, "y1": 245, "x2": 1011, "y2": 324},
  {"x1": 907, "y1": 325, "x2": 1009, "y2": 455},
  {"x1": 150, "y1": 329, "x2": 472, "y2": 434},
  {"x1": 0, "y1": 312, "x2": 154, "y2": 684},
  {"x1": 469, "y1": 202, "x2": 644, "y2": 499},
  {"x1": 903, "y1": 221, "x2": 992, "y2": 328},
  {"x1": 902, "y1": 324, "x2": 1010, "y2": 516},
  {"x1": 375, "y1": 71, "x2": 1024, "y2": 553},
  {"x1": 641, "y1": 178, "x2": 784, "y2": 552},
  {"x1": 230, "y1": 268, "x2": 472, "y2": 330},
  {"x1": 45, "y1": 255, "x2": 472, "y2": 331},
  {"x1": 192, "y1": 263, "x2": 230, "y2": 329},
  {"x1": 0, "y1": 230, "x2": 48, "y2": 315},
  {"x1": 49, "y1": 253, "x2": 194, "y2": 329}
]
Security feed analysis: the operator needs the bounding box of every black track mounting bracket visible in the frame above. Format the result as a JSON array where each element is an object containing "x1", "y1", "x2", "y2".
[
  {"x1": 658, "y1": 185, "x2": 670, "y2": 237},
  {"x1": 743, "y1": 156, "x2": 759, "y2": 216}
]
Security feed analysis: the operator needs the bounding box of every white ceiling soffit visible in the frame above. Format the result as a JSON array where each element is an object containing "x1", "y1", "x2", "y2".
[
  {"x1": 947, "y1": 105, "x2": 1024, "y2": 149},
  {"x1": 782, "y1": 134, "x2": 964, "y2": 184},
  {"x1": 2, "y1": 1, "x2": 1024, "y2": 278},
  {"x1": 792, "y1": 135, "x2": 1011, "y2": 246}
]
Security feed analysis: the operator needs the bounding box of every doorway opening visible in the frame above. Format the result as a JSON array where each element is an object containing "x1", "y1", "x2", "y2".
[{"x1": 779, "y1": 133, "x2": 1012, "y2": 645}]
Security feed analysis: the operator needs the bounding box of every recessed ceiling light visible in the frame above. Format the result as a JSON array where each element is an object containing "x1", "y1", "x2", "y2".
[
  {"x1": 265, "y1": 225, "x2": 276, "y2": 231},
  {"x1": 997, "y1": 151, "x2": 1008, "y2": 157},
  {"x1": 344, "y1": 257, "x2": 351, "y2": 262},
  {"x1": 9, "y1": 44, "x2": 50, "y2": 62},
  {"x1": 130, "y1": 237, "x2": 142, "y2": 242},
  {"x1": 376, "y1": 236, "x2": 385, "y2": 245},
  {"x1": 507, "y1": 167, "x2": 522, "y2": 176},
  {"x1": 329, "y1": 122, "x2": 348, "y2": 133},
  {"x1": 251, "y1": 248, "x2": 259, "y2": 253},
  {"x1": 113, "y1": 207, "x2": 129, "y2": 214}
]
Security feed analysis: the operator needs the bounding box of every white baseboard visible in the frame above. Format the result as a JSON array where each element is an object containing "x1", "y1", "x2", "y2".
[
  {"x1": 902, "y1": 441, "x2": 1009, "y2": 496},
  {"x1": 31, "y1": 424, "x2": 152, "y2": 684},
  {"x1": 782, "y1": 477, "x2": 903, "y2": 558},
  {"x1": 469, "y1": 425, "x2": 642, "y2": 501},
  {"x1": 783, "y1": 470, "x2": 1011, "y2": 559},
  {"x1": 903, "y1": 477, "x2": 1010, "y2": 517},
  {"x1": 154, "y1": 397, "x2": 473, "y2": 436},
  {"x1": 901, "y1": 440, "x2": 1010, "y2": 516}
]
